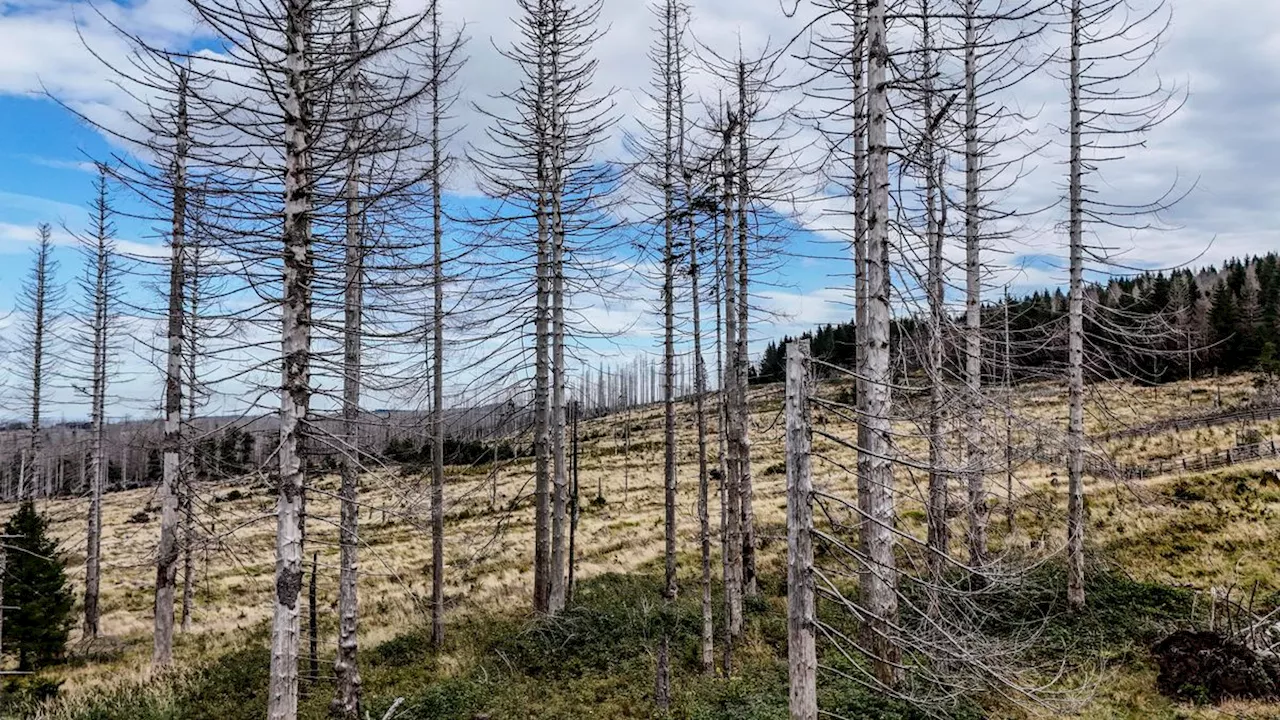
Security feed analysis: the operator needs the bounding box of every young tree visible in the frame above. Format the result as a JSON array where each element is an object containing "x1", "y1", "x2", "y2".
[{"x1": 2, "y1": 501, "x2": 73, "y2": 670}]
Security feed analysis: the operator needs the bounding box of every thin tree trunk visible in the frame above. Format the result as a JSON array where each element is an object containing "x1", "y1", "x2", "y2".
[
  {"x1": 661, "y1": 0, "x2": 679, "y2": 603},
  {"x1": 567, "y1": 402, "x2": 580, "y2": 603},
  {"x1": 309, "y1": 552, "x2": 319, "y2": 683},
  {"x1": 429, "y1": 0, "x2": 448, "y2": 649},
  {"x1": 531, "y1": 0, "x2": 553, "y2": 615},
  {"x1": 23, "y1": 230, "x2": 54, "y2": 502},
  {"x1": 154, "y1": 69, "x2": 188, "y2": 670},
  {"x1": 1066, "y1": 0, "x2": 1087, "y2": 611},
  {"x1": 678, "y1": 46, "x2": 713, "y2": 671},
  {"x1": 269, "y1": 1, "x2": 314, "y2": 714},
  {"x1": 720, "y1": 112, "x2": 744, "y2": 643},
  {"x1": 923, "y1": 2, "x2": 948, "y2": 596},
  {"x1": 1004, "y1": 287, "x2": 1015, "y2": 535},
  {"x1": 736, "y1": 61, "x2": 756, "y2": 599},
  {"x1": 84, "y1": 173, "x2": 111, "y2": 640},
  {"x1": 852, "y1": 0, "x2": 870, "y2": 593},
  {"x1": 333, "y1": 5, "x2": 364, "y2": 712},
  {"x1": 548, "y1": 91, "x2": 569, "y2": 617}
]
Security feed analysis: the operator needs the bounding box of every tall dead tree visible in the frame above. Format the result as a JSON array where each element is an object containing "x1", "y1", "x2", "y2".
[
  {"x1": 1063, "y1": 0, "x2": 1180, "y2": 610},
  {"x1": 17, "y1": 225, "x2": 61, "y2": 501},
  {"x1": 660, "y1": 0, "x2": 680, "y2": 604},
  {"x1": 674, "y1": 12, "x2": 714, "y2": 673},
  {"x1": 718, "y1": 106, "x2": 745, "y2": 647},
  {"x1": 153, "y1": 66, "x2": 189, "y2": 671},
  {"x1": 332, "y1": 2, "x2": 364, "y2": 715},
  {"x1": 961, "y1": 0, "x2": 989, "y2": 570},
  {"x1": 473, "y1": 0, "x2": 615, "y2": 617},
  {"x1": 77, "y1": 166, "x2": 118, "y2": 640},
  {"x1": 424, "y1": 0, "x2": 465, "y2": 651},
  {"x1": 862, "y1": 0, "x2": 901, "y2": 686},
  {"x1": 734, "y1": 60, "x2": 758, "y2": 598}
]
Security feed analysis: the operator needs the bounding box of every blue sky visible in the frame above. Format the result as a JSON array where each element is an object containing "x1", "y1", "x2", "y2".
[{"x1": 2, "y1": 0, "x2": 1280, "y2": 420}]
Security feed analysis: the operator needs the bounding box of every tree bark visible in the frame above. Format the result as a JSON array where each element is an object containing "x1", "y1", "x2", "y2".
[
  {"x1": 333, "y1": 5, "x2": 364, "y2": 712},
  {"x1": 429, "y1": 0, "x2": 448, "y2": 649},
  {"x1": 1066, "y1": 0, "x2": 1086, "y2": 611},
  {"x1": 735, "y1": 61, "x2": 757, "y2": 599},
  {"x1": 963, "y1": 0, "x2": 988, "y2": 572},
  {"x1": 269, "y1": 1, "x2": 313, "y2": 714},
  {"x1": 785, "y1": 339, "x2": 816, "y2": 720},
  {"x1": 661, "y1": 0, "x2": 679, "y2": 603},
  {"x1": 531, "y1": 0, "x2": 553, "y2": 616},
  {"x1": 862, "y1": 0, "x2": 901, "y2": 686},
  {"x1": 720, "y1": 112, "x2": 744, "y2": 642},
  {"x1": 154, "y1": 69, "x2": 188, "y2": 670},
  {"x1": 84, "y1": 172, "x2": 111, "y2": 640}
]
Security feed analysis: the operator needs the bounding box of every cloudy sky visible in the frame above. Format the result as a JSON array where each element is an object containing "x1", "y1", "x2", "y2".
[{"x1": 0, "y1": 0, "x2": 1274, "y2": 419}]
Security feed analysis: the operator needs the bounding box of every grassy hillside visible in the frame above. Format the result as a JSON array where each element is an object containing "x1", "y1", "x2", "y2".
[{"x1": 5, "y1": 372, "x2": 1280, "y2": 718}]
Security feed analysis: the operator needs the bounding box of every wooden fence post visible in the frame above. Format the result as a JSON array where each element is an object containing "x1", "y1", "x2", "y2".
[{"x1": 786, "y1": 339, "x2": 817, "y2": 720}]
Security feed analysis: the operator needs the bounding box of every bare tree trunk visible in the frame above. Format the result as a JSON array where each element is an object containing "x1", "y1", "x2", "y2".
[
  {"x1": 735, "y1": 61, "x2": 757, "y2": 599},
  {"x1": 1066, "y1": 0, "x2": 1086, "y2": 611},
  {"x1": 567, "y1": 402, "x2": 580, "y2": 603},
  {"x1": 720, "y1": 112, "x2": 744, "y2": 643},
  {"x1": 851, "y1": 0, "x2": 870, "y2": 594},
  {"x1": 531, "y1": 0, "x2": 553, "y2": 615},
  {"x1": 713, "y1": 201, "x2": 731, "y2": 676},
  {"x1": 654, "y1": 635, "x2": 671, "y2": 713},
  {"x1": 154, "y1": 69, "x2": 188, "y2": 670},
  {"x1": 1004, "y1": 287, "x2": 1015, "y2": 535},
  {"x1": 661, "y1": 0, "x2": 679, "y2": 603},
  {"x1": 548, "y1": 73, "x2": 569, "y2": 616},
  {"x1": 333, "y1": 5, "x2": 364, "y2": 712},
  {"x1": 862, "y1": 0, "x2": 901, "y2": 686},
  {"x1": 785, "y1": 338, "x2": 816, "y2": 720},
  {"x1": 429, "y1": 0, "x2": 448, "y2": 649},
  {"x1": 269, "y1": 1, "x2": 314, "y2": 714},
  {"x1": 308, "y1": 552, "x2": 319, "y2": 683},
  {"x1": 84, "y1": 170, "x2": 112, "y2": 640},
  {"x1": 923, "y1": 4, "x2": 948, "y2": 594},
  {"x1": 678, "y1": 44, "x2": 713, "y2": 668},
  {"x1": 962, "y1": 0, "x2": 988, "y2": 572}
]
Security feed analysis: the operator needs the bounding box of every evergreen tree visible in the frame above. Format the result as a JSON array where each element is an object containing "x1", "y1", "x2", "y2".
[{"x1": 2, "y1": 501, "x2": 73, "y2": 669}]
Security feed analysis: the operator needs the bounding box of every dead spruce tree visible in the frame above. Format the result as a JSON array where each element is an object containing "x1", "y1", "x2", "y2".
[
  {"x1": 72, "y1": 165, "x2": 121, "y2": 640},
  {"x1": 15, "y1": 225, "x2": 62, "y2": 501},
  {"x1": 673, "y1": 13, "x2": 716, "y2": 674},
  {"x1": 332, "y1": 2, "x2": 365, "y2": 714},
  {"x1": 863, "y1": 0, "x2": 900, "y2": 686},
  {"x1": 472, "y1": 0, "x2": 615, "y2": 616},
  {"x1": 415, "y1": 0, "x2": 465, "y2": 654},
  {"x1": 626, "y1": 0, "x2": 689, "y2": 603},
  {"x1": 96, "y1": 0, "x2": 438, "y2": 713},
  {"x1": 1061, "y1": 0, "x2": 1182, "y2": 609},
  {"x1": 153, "y1": 66, "x2": 189, "y2": 671}
]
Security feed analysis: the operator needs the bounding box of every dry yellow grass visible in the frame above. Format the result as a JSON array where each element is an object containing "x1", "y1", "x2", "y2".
[{"x1": 8, "y1": 371, "x2": 1280, "y2": 715}]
